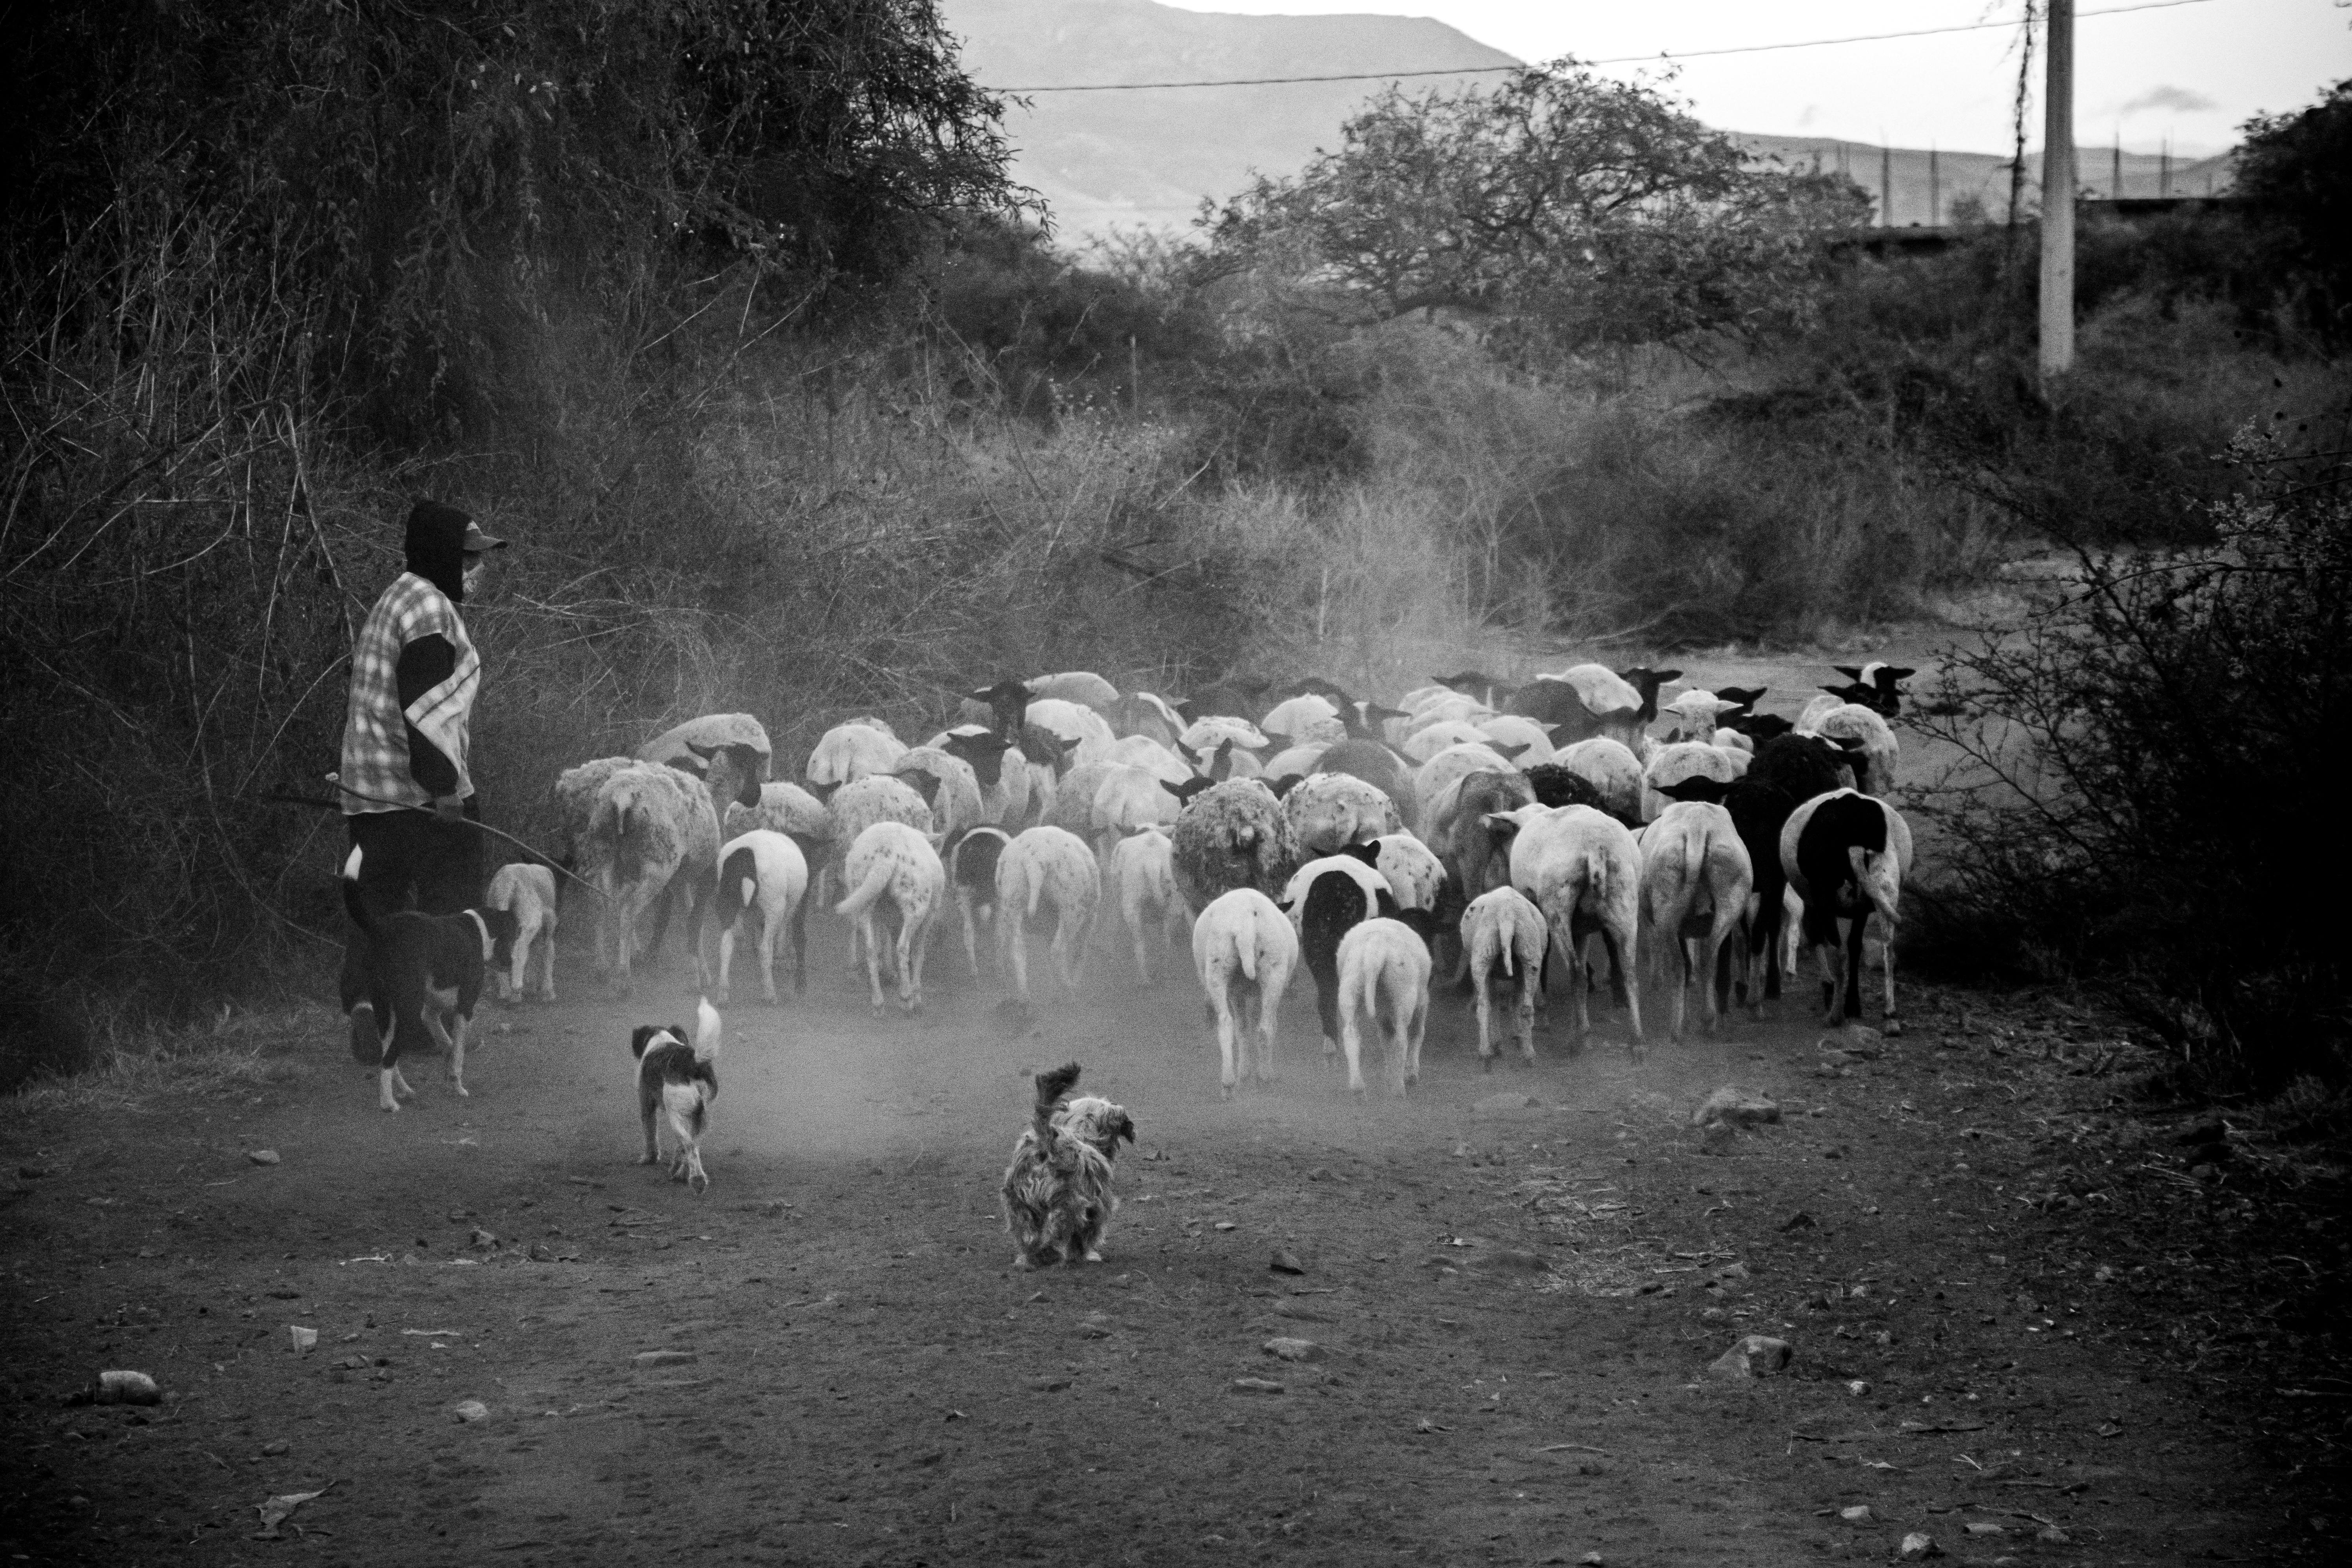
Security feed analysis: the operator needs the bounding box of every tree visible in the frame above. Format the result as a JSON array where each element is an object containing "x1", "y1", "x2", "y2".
[
  {"x1": 4, "y1": 0, "x2": 1027, "y2": 432},
  {"x1": 2234, "y1": 76, "x2": 2352, "y2": 345},
  {"x1": 1199, "y1": 62, "x2": 1867, "y2": 352}
]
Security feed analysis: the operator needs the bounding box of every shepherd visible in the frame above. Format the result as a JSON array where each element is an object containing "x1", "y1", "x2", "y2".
[{"x1": 337, "y1": 499, "x2": 508, "y2": 1063}]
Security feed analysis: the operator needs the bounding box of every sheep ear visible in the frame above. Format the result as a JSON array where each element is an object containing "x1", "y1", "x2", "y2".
[
  {"x1": 1832, "y1": 666, "x2": 1864, "y2": 681},
  {"x1": 1883, "y1": 666, "x2": 1916, "y2": 682},
  {"x1": 686, "y1": 740, "x2": 717, "y2": 759}
]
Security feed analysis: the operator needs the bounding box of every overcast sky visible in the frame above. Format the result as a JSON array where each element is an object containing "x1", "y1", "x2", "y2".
[{"x1": 1158, "y1": 0, "x2": 2350, "y2": 155}]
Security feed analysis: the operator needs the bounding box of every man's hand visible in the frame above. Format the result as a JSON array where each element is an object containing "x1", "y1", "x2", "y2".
[{"x1": 431, "y1": 794, "x2": 465, "y2": 821}]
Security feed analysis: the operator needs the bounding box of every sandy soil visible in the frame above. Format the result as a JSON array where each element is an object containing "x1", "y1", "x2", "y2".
[{"x1": 4, "y1": 644, "x2": 2340, "y2": 1564}]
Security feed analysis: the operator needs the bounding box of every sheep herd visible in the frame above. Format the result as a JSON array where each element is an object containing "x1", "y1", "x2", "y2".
[{"x1": 518, "y1": 661, "x2": 1920, "y2": 1100}]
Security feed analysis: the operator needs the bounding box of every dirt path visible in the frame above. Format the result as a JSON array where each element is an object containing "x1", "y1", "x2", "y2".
[{"x1": 2, "y1": 879, "x2": 2332, "y2": 1566}]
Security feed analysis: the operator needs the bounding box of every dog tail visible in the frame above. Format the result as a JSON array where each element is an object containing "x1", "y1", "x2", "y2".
[
  {"x1": 1032, "y1": 1061, "x2": 1080, "y2": 1144},
  {"x1": 340, "y1": 845, "x2": 379, "y2": 940},
  {"x1": 834, "y1": 857, "x2": 893, "y2": 919},
  {"x1": 693, "y1": 997, "x2": 722, "y2": 1066}
]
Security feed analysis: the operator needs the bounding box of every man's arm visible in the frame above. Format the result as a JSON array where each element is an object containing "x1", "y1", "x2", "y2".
[{"x1": 395, "y1": 635, "x2": 459, "y2": 797}]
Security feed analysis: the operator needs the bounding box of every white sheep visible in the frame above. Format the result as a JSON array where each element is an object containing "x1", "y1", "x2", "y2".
[
  {"x1": 1285, "y1": 770, "x2": 1403, "y2": 856},
  {"x1": 1108, "y1": 827, "x2": 1187, "y2": 986},
  {"x1": 1372, "y1": 832, "x2": 1446, "y2": 917},
  {"x1": 580, "y1": 762, "x2": 718, "y2": 997},
  {"x1": 808, "y1": 722, "x2": 907, "y2": 793},
  {"x1": 1191, "y1": 886, "x2": 1300, "y2": 1097},
  {"x1": 1180, "y1": 715, "x2": 1272, "y2": 754},
  {"x1": 554, "y1": 755, "x2": 637, "y2": 869},
  {"x1": 1637, "y1": 800, "x2": 1755, "y2": 1040},
  {"x1": 1107, "y1": 690, "x2": 1185, "y2": 746},
  {"x1": 1413, "y1": 741, "x2": 1521, "y2": 826},
  {"x1": 1334, "y1": 917, "x2": 1433, "y2": 1098},
  {"x1": 712, "y1": 829, "x2": 809, "y2": 1006},
  {"x1": 1403, "y1": 693, "x2": 1495, "y2": 735},
  {"x1": 1259, "y1": 742, "x2": 1330, "y2": 782},
  {"x1": 1027, "y1": 698, "x2": 1119, "y2": 767},
  {"x1": 1552, "y1": 737, "x2": 1646, "y2": 825},
  {"x1": 893, "y1": 746, "x2": 987, "y2": 842},
  {"x1": 637, "y1": 713, "x2": 771, "y2": 814},
  {"x1": 1641, "y1": 740, "x2": 1744, "y2": 823},
  {"x1": 1044, "y1": 758, "x2": 1117, "y2": 837},
  {"x1": 826, "y1": 775, "x2": 936, "y2": 970},
  {"x1": 1457, "y1": 885, "x2": 1548, "y2": 1067},
  {"x1": 1109, "y1": 733, "x2": 1193, "y2": 784},
  {"x1": 1780, "y1": 788, "x2": 1914, "y2": 1033},
  {"x1": 1092, "y1": 764, "x2": 1182, "y2": 859},
  {"x1": 1474, "y1": 715, "x2": 1556, "y2": 762},
  {"x1": 1401, "y1": 719, "x2": 1495, "y2": 763},
  {"x1": 834, "y1": 819, "x2": 945, "y2": 1014},
  {"x1": 1808, "y1": 704, "x2": 1900, "y2": 798},
  {"x1": 485, "y1": 862, "x2": 558, "y2": 1003},
  {"x1": 724, "y1": 780, "x2": 832, "y2": 846},
  {"x1": 1027, "y1": 671, "x2": 1121, "y2": 710},
  {"x1": 995, "y1": 826, "x2": 1102, "y2": 1004},
  {"x1": 1256, "y1": 695, "x2": 1343, "y2": 747},
  {"x1": 1490, "y1": 802, "x2": 1644, "y2": 1045}
]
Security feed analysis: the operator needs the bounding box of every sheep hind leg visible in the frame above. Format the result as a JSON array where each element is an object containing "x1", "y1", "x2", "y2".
[
  {"x1": 859, "y1": 912, "x2": 888, "y2": 1014},
  {"x1": 1876, "y1": 920, "x2": 1901, "y2": 1035},
  {"x1": 1473, "y1": 964, "x2": 1497, "y2": 1069},
  {"x1": 1212, "y1": 973, "x2": 1239, "y2": 1099},
  {"x1": 1842, "y1": 915, "x2": 1868, "y2": 1022}
]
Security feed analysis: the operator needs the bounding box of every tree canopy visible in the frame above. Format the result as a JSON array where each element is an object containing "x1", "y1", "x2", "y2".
[
  {"x1": 2234, "y1": 76, "x2": 2352, "y2": 345},
  {"x1": 1199, "y1": 62, "x2": 1868, "y2": 352}
]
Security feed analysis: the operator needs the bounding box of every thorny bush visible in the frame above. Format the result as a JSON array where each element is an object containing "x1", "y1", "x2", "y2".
[{"x1": 1914, "y1": 416, "x2": 2351, "y2": 1091}]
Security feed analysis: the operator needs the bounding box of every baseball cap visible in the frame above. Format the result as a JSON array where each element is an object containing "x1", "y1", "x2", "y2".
[{"x1": 461, "y1": 519, "x2": 507, "y2": 553}]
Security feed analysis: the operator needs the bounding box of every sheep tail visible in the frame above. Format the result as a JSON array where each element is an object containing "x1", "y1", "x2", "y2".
[
  {"x1": 1019, "y1": 853, "x2": 1045, "y2": 921},
  {"x1": 1233, "y1": 916, "x2": 1259, "y2": 984},
  {"x1": 339, "y1": 846, "x2": 379, "y2": 941},
  {"x1": 834, "y1": 858, "x2": 893, "y2": 918}
]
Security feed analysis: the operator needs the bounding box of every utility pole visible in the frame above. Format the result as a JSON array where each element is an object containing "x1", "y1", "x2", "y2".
[
  {"x1": 2160, "y1": 136, "x2": 2171, "y2": 196},
  {"x1": 1881, "y1": 140, "x2": 1893, "y2": 224},
  {"x1": 2040, "y1": 0, "x2": 2076, "y2": 382},
  {"x1": 2112, "y1": 135, "x2": 2122, "y2": 199},
  {"x1": 1930, "y1": 145, "x2": 1941, "y2": 226}
]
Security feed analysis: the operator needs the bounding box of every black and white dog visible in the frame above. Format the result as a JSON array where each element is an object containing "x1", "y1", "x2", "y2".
[
  {"x1": 999, "y1": 1063, "x2": 1136, "y2": 1268},
  {"x1": 342, "y1": 846, "x2": 518, "y2": 1113},
  {"x1": 630, "y1": 999, "x2": 722, "y2": 1193}
]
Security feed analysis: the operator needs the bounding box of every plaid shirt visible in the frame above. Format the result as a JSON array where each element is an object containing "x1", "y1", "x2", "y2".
[{"x1": 338, "y1": 572, "x2": 480, "y2": 814}]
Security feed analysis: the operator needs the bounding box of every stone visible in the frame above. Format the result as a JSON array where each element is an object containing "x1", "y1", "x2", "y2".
[
  {"x1": 633, "y1": 1350, "x2": 695, "y2": 1368},
  {"x1": 1824, "y1": 1025, "x2": 1884, "y2": 1059},
  {"x1": 1964, "y1": 1522, "x2": 2005, "y2": 1536},
  {"x1": 261, "y1": 1439, "x2": 291, "y2": 1456},
  {"x1": 1707, "y1": 1335, "x2": 1793, "y2": 1380},
  {"x1": 287, "y1": 1326, "x2": 317, "y2": 1354},
  {"x1": 1839, "y1": 1506, "x2": 1873, "y2": 1523},
  {"x1": 1232, "y1": 1377, "x2": 1285, "y2": 1394},
  {"x1": 1263, "y1": 1337, "x2": 1326, "y2": 1363},
  {"x1": 453, "y1": 1399, "x2": 490, "y2": 1423},
  {"x1": 1691, "y1": 1089, "x2": 1780, "y2": 1131},
  {"x1": 1269, "y1": 1250, "x2": 1306, "y2": 1275},
  {"x1": 2036, "y1": 1526, "x2": 2071, "y2": 1545},
  {"x1": 247, "y1": 1149, "x2": 281, "y2": 1167},
  {"x1": 89, "y1": 1371, "x2": 160, "y2": 1405},
  {"x1": 1898, "y1": 1533, "x2": 1940, "y2": 1559}
]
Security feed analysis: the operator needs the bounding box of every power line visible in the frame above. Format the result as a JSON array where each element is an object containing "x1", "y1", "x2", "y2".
[{"x1": 991, "y1": 0, "x2": 2224, "y2": 93}]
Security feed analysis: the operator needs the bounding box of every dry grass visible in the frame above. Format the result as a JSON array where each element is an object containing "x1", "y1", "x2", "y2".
[{"x1": 7, "y1": 1002, "x2": 329, "y2": 1114}]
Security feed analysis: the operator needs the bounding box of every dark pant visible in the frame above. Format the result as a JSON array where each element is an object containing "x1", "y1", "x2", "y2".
[{"x1": 339, "y1": 799, "x2": 485, "y2": 1014}]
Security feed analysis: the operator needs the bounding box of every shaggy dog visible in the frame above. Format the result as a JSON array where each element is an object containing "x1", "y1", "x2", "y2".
[
  {"x1": 630, "y1": 999, "x2": 722, "y2": 1193},
  {"x1": 1000, "y1": 1063, "x2": 1136, "y2": 1268}
]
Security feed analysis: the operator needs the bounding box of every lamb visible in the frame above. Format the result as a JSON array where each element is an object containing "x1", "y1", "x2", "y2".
[
  {"x1": 1402, "y1": 719, "x2": 1496, "y2": 762},
  {"x1": 1334, "y1": 917, "x2": 1434, "y2": 1098},
  {"x1": 1551, "y1": 738, "x2": 1647, "y2": 826},
  {"x1": 1179, "y1": 715, "x2": 1271, "y2": 754},
  {"x1": 939, "y1": 730, "x2": 1034, "y2": 825},
  {"x1": 1027, "y1": 671, "x2": 1122, "y2": 710},
  {"x1": 580, "y1": 762, "x2": 717, "y2": 997},
  {"x1": 1372, "y1": 832, "x2": 1447, "y2": 918},
  {"x1": 1257, "y1": 694, "x2": 1345, "y2": 747},
  {"x1": 1488, "y1": 803, "x2": 1644, "y2": 1046},
  {"x1": 1474, "y1": 715, "x2": 1557, "y2": 762},
  {"x1": 1286, "y1": 769, "x2": 1405, "y2": 855},
  {"x1": 1830, "y1": 662, "x2": 1916, "y2": 716},
  {"x1": 485, "y1": 862, "x2": 559, "y2": 1003},
  {"x1": 1278, "y1": 845, "x2": 1399, "y2": 1069},
  {"x1": 833, "y1": 819, "x2": 945, "y2": 1014},
  {"x1": 1412, "y1": 741, "x2": 1522, "y2": 826},
  {"x1": 995, "y1": 826, "x2": 1102, "y2": 1004},
  {"x1": 1657, "y1": 690, "x2": 1744, "y2": 744},
  {"x1": 1190, "y1": 887, "x2": 1299, "y2": 1096},
  {"x1": 1027, "y1": 698, "x2": 1119, "y2": 767},
  {"x1": 894, "y1": 746, "x2": 987, "y2": 842},
  {"x1": 946, "y1": 826, "x2": 1013, "y2": 977},
  {"x1": 1108, "y1": 827, "x2": 1187, "y2": 986},
  {"x1": 1807, "y1": 703, "x2": 1900, "y2": 797},
  {"x1": 1457, "y1": 885, "x2": 1549, "y2": 1067},
  {"x1": 808, "y1": 722, "x2": 908, "y2": 795},
  {"x1": 1506, "y1": 664, "x2": 1679, "y2": 749},
  {"x1": 826, "y1": 775, "x2": 936, "y2": 968},
  {"x1": 1780, "y1": 788, "x2": 1914, "y2": 1033},
  {"x1": 1168, "y1": 778, "x2": 1299, "y2": 915},
  {"x1": 1426, "y1": 769, "x2": 1536, "y2": 906},
  {"x1": 1637, "y1": 800, "x2": 1755, "y2": 1040},
  {"x1": 637, "y1": 713, "x2": 771, "y2": 813},
  {"x1": 1092, "y1": 764, "x2": 1183, "y2": 857},
  {"x1": 1311, "y1": 739, "x2": 1418, "y2": 831},
  {"x1": 711, "y1": 829, "x2": 809, "y2": 1005}
]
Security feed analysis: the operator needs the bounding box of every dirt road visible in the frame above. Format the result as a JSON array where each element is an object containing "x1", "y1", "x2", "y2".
[{"x1": 2, "y1": 889, "x2": 2331, "y2": 1565}]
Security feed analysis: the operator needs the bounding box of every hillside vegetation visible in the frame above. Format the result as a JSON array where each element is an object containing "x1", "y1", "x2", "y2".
[{"x1": 2, "y1": 9, "x2": 2343, "y2": 1093}]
